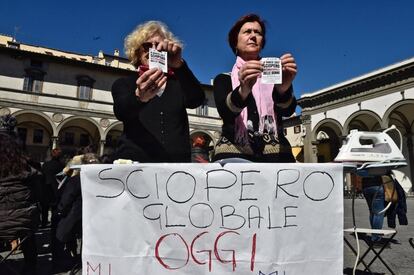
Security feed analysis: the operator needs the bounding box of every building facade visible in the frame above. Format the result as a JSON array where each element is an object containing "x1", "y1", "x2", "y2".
[
  {"x1": 298, "y1": 57, "x2": 414, "y2": 192},
  {"x1": 0, "y1": 34, "x2": 303, "y2": 164},
  {"x1": 0, "y1": 34, "x2": 222, "y2": 162}
]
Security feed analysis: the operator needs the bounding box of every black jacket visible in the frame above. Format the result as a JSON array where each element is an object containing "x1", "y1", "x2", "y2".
[
  {"x1": 0, "y1": 168, "x2": 39, "y2": 239},
  {"x1": 213, "y1": 73, "x2": 297, "y2": 162},
  {"x1": 42, "y1": 158, "x2": 64, "y2": 203},
  {"x1": 111, "y1": 61, "x2": 205, "y2": 162},
  {"x1": 56, "y1": 175, "x2": 82, "y2": 242},
  {"x1": 386, "y1": 179, "x2": 408, "y2": 228}
]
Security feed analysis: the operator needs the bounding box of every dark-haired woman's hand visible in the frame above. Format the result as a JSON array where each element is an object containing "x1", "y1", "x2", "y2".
[
  {"x1": 277, "y1": 53, "x2": 297, "y2": 94},
  {"x1": 238, "y1": 60, "x2": 263, "y2": 100}
]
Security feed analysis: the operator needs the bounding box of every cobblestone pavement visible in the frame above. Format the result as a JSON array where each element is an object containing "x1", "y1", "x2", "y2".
[{"x1": 2, "y1": 198, "x2": 413, "y2": 274}]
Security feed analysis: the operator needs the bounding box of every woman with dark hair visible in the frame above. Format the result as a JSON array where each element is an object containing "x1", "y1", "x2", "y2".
[
  {"x1": 213, "y1": 14, "x2": 297, "y2": 162},
  {"x1": 0, "y1": 114, "x2": 38, "y2": 274}
]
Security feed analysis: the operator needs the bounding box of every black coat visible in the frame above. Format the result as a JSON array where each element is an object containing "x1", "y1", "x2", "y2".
[
  {"x1": 111, "y1": 61, "x2": 205, "y2": 162},
  {"x1": 212, "y1": 73, "x2": 297, "y2": 162},
  {"x1": 0, "y1": 168, "x2": 39, "y2": 239},
  {"x1": 386, "y1": 179, "x2": 408, "y2": 228},
  {"x1": 56, "y1": 175, "x2": 82, "y2": 242},
  {"x1": 42, "y1": 158, "x2": 64, "y2": 203}
]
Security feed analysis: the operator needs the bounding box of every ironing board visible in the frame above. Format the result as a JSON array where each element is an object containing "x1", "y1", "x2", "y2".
[{"x1": 344, "y1": 227, "x2": 397, "y2": 274}]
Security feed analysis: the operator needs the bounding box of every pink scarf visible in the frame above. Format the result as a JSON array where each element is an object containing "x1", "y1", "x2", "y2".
[{"x1": 231, "y1": 56, "x2": 277, "y2": 145}]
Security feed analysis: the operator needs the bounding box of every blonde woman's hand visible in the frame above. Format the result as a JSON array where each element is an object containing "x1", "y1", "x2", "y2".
[
  {"x1": 135, "y1": 68, "x2": 167, "y2": 102},
  {"x1": 157, "y1": 39, "x2": 183, "y2": 69}
]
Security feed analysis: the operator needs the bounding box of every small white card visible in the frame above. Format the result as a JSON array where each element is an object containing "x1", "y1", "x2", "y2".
[
  {"x1": 156, "y1": 86, "x2": 165, "y2": 97},
  {"x1": 149, "y1": 48, "x2": 168, "y2": 73},
  {"x1": 261, "y1": 57, "x2": 282, "y2": 84}
]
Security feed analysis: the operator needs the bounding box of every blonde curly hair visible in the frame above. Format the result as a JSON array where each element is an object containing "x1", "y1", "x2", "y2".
[{"x1": 124, "y1": 21, "x2": 182, "y2": 68}]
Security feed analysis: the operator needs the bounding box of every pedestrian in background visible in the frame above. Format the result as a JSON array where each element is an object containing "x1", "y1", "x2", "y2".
[{"x1": 42, "y1": 148, "x2": 65, "y2": 265}]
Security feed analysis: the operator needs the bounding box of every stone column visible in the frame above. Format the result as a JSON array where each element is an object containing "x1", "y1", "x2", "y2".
[
  {"x1": 302, "y1": 114, "x2": 317, "y2": 163},
  {"x1": 51, "y1": 136, "x2": 58, "y2": 149},
  {"x1": 406, "y1": 132, "x2": 414, "y2": 192},
  {"x1": 99, "y1": 140, "x2": 106, "y2": 157}
]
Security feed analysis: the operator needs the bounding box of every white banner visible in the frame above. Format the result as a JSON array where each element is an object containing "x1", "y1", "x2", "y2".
[{"x1": 81, "y1": 163, "x2": 343, "y2": 275}]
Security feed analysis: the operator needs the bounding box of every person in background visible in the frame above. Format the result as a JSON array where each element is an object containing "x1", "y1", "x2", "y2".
[
  {"x1": 41, "y1": 148, "x2": 65, "y2": 266},
  {"x1": 55, "y1": 153, "x2": 100, "y2": 258},
  {"x1": 191, "y1": 135, "x2": 209, "y2": 163},
  {"x1": 41, "y1": 148, "x2": 64, "y2": 226},
  {"x1": 111, "y1": 20, "x2": 205, "y2": 163},
  {"x1": 26, "y1": 159, "x2": 45, "y2": 229},
  {"x1": 361, "y1": 175, "x2": 386, "y2": 243},
  {"x1": 213, "y1": 14, "x2": 297, "y2": 162},
  {"x1": 0, "y1": 114, "x2": 39, "y2": 274}
]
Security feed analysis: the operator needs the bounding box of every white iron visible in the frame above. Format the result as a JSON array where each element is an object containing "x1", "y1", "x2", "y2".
[{"x1": 335, "y1": 125, "x2": 407, "y2": 172}]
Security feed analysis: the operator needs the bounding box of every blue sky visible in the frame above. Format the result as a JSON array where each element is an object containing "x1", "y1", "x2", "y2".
[{"x1": 2, "y1": 0, "x2": 414, "y2": 99}]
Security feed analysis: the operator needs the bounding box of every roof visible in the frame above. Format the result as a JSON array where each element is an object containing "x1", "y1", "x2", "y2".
[
  {"x1": 298, "y1": 56, "x2": 414, "y2": 109},
  {"x1": 0, "y1": 34, "x2": 135, "y2": 71}
]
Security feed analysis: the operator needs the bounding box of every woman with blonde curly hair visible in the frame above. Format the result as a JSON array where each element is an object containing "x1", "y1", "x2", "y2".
[{"x1": 111, "y1": 21, "x2": 205, "y2": 162}]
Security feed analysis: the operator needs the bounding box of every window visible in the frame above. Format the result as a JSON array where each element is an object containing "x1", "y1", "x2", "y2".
[
  {"x1": 23, "y1": 65, "x2": 45, "y2": 93},
  {"x1": 23, "y1": 76, "x2": 43, "y2": 93},
  {"x1": 77, "y1": 75, "x2": 95, "y2": 100},
  {"x1": 294, "y1": 125, "x2": 301, "y2": 134},
  {"x1": 79, "y1": 85, "x2": 92, "y2": 100},
  {"x1": 196, "y1": 99, "x2": 209, "y2": 116},
  {"x1": 33, "y1": 129, "x2": 44, "y2": 144},
  {"x1": 63, "y1": 132, "x2": 75, "y2": 145},
  {"x1": 80, "y1": 133, "x2": 90, "y2": 146},
  {"x1": 17, "y1": 127, "x2": 27, "y2": 144}
]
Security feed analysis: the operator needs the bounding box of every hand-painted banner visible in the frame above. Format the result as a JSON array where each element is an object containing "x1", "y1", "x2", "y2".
[{"x1": 81, "y1": 163, "x2": 343, "y2": 275}]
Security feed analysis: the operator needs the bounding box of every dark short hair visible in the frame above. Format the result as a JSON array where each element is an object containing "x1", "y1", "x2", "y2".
[{"x1": 228, "y1": 14, "x2": 266, "y2": 55}]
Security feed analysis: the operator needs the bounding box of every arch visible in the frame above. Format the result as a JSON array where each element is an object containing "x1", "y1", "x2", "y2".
[
  {"x1": 383, "y1": 99, "x2": 414, "y2": 133},
  {"x1": 104, "y1": 121, "x2": 124, "y2": 137},
  {"x1": 189, "y1": 129, "x2": 215, "y2": 146},
  {"x1": 57, "y1": 116, "x2": 102, "y2": 158},
  {"x1": 12, "y1": 110, "x2": 55, "y2": 162},
  {"x1": 383, "y1": 99, "x2": 414, "y2": 192},
  {"x1": 189, "y1": 130, "x2": 215, "y2": 163},
  {"x1": 103, "y1": 122, "x2": 123, "y2": 156},
  {"x1": 12, "y1": 109, "x2": 55, "y2": 135},
  {"x1": 312, "y1": 118, "x2": 343, "y2": 141},
  {"x1": 312, "y1": 118, "x2": 343, "y2": 163},
  {"x1": 343, "y1": 110, "x2": 383, "y2": 133},
  {"x1": 57, "y1": 116, "x2": 103, "y2": 137}
]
